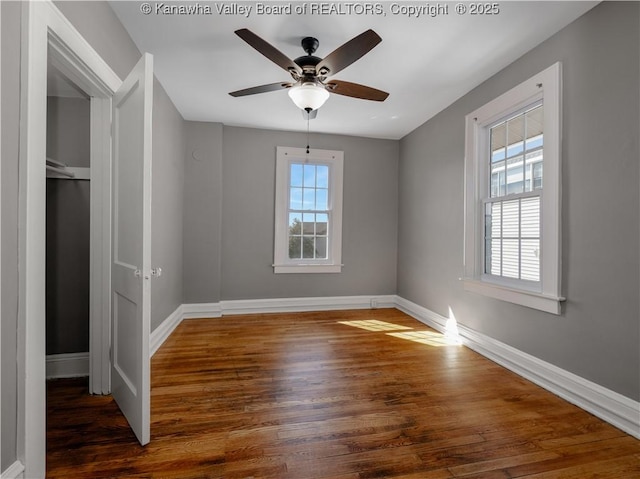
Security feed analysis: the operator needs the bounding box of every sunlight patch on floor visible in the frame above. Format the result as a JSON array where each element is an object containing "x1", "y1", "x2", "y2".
[
  {"x1": 338, "y1": 319, "x2": 413, "y2": 332},
  {"x1": 387, "y1": 330, "x2": 462, "y2": 347}
]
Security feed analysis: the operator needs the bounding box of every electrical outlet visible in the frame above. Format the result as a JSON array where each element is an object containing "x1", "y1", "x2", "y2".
[{"x1": 370, "y1": 298, "x2": 378, "y2": 309}]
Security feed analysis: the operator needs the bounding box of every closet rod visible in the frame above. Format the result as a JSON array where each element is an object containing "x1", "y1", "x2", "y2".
[
  {"x1": 46, "y1": 165, "x2": 75, "y2": 178},
  {"x1": 46, "y1": 157, "x2": 68, "y2": 168}
]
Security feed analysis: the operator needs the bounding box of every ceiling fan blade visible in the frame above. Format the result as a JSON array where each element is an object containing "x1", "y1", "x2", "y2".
[
  {"x1": 325, "y1": 80, "x2": 389, "y2": 102},
  {"x1": 316, "y1": 29, "x2": 381, "y2": 77},
  {"x1": 229, "y1": 82, "x2": 293, "y2": 97},
  {"x1": 235, "y1": 29, "x2": 301, "y2": 75},
  {"x1": 302, "y1": 109, "x2": 318, "y2": 120}
]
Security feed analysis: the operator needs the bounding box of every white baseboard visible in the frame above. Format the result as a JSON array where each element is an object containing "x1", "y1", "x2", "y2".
[
  {"x1": 0, "y1": 461, "x2": 25, "y2": 479},
  {"x1": 394, "y1": 295, "x2": 640, "y2": 439},
  {"x1": 182, "y1": 302, "x2": 222, "y2": 319},
  {"x1": 187, "y1": 295, "x2": 396, "y2": 318},
  {"x1": 220, "y1": 295, "x2": 396, "y2": 315},
  {"x1": 150, "y1": 304, "x2": 184, "y2": 356},
  {"x1": 45, "y1": 352, "x2": 89, "y2": 379}
]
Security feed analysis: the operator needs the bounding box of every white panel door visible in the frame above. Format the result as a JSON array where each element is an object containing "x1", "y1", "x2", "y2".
[{"x1": 111, "y1": 53, "x2": 153, "y2": 446}]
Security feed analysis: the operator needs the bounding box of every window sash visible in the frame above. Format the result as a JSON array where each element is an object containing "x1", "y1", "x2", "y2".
[
  {"x1": 482, "y1": 192, "x2": 542, "y2": 290},
  {"x1": 285, "y1": 161, "x2": 333, "y2": 264}
]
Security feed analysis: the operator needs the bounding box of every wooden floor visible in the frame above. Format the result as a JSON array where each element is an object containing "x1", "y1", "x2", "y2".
[{"x1": 47, "y1": 309, "x2": 640, "y2": 478}]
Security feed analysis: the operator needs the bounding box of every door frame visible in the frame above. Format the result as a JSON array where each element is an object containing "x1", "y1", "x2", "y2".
[{"x1": 18, "y1": 1, "x2": 120, "y2": 476}]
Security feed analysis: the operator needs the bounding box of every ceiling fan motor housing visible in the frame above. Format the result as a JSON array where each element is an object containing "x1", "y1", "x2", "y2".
[{"x1": 301, "y1": 36, "x2": 319, "y2": 55}]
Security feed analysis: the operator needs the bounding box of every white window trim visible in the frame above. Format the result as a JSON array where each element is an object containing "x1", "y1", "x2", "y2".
[
  {"x1": 274, "y1": 146, "x2": 344, "y2": 274},
  {"x1": 463, "y1": 62, "x2": 564, "y2": 314}
]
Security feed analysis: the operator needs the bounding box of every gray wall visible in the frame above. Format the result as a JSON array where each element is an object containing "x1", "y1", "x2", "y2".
[
  {"x1": 46, "y1": 97, "x2": 91, "y2": 355},
  {"x1": 182, "y1": 124, "x2": 400, "y2": 305},
  {"x1": 183, "y1": 122, "x2": 223, "y2": 303},
  {"x1": 150, "y1": 78, "x2": 185, "y2": 329},
  {"x1": 1, "y1": 1, "x2": 187, "y2": 471},
  {"x1": 1, "y1": 2, "x2": 22, "y2": 471},
  {"x1": 46, "y1": 97, "x2": 90, "y2": 168},
  {"x1": 219, "y1": 126, "x2": 399, "y2": 300},
  {"x1": 397, "y1": 1, "x2": 640, "y2": 401}
]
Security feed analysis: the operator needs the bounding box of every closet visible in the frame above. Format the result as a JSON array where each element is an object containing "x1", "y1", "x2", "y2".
[{"x1": 45, "y1": 67, "x2": 91, "y2": 376}]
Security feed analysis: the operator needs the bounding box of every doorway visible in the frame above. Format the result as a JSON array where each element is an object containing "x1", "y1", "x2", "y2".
[
  {"x1": 20, "y1": 3, "x2": 153, "y2": 475},
  {"x1": 19, "y1": 2, "x2": 121, "y2": 475},
  {"x1": 45, "y1": 64, "x2": 92, "y2": 381}
]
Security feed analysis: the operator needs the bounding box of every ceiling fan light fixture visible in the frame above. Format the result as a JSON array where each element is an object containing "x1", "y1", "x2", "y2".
[{"x1": 288, "y1": 83, "x2": 330, "y2": 111}]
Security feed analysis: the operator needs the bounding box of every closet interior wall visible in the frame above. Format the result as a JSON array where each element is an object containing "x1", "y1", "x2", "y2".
[{"x1": 46, "y1": 95, "x2": 91, "y2": 357}]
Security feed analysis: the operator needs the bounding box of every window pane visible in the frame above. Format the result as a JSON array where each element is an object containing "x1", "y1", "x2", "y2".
[
  {"x1": 526, "y1": 135, "x2": 543, "y2": 150},
  {"x1": 524, "y1": 151, "x2": 542, "y2": 192},
  {"x1": 316, "y1": 165, "x2": 329, "y2": 188},
  {"x1": 290, "y1": 163, "x2": 303, "y2": 187},
  {"x1": 491, "y1": 122, "x2": 506, "y2": 163},
  {"x1": 302, "y1": 236, "x2": 315, "y2": 258},
  {"x1": 521, "y1": 197, "x2": 540, "y2": 237},
  {"x1": 506, "y1": 156, "x2": 524, "y2": 195},
  {"x1": 490, "y1": 202, "x2": 501, "y2": 238},
  {"x1": 533, "y1": 162, "x2": 543, "y2": 190},
  {"x1": 289, "y1": 236, "x2": 302, "y2": 259},
  {"x1": 290, "y1": 188, "x2": 303, "y2": 210},
  {"x1": 502, "y1": 239, "x2": 519, "y2": 278},
  {"x1": 302, "y1": 220, "x2": 315, "y2": 235},
  {"x1": 507, "y1": 141, "x2": 524, "y2": 158},
  {"x1": 502, "y1": 200, "x2": 519, "y2": 238},
  {"x1": 315, "y1": 237, "x2": 327, "y2": 259},
  {"x1": 491, "y1": 162, "x2": 506, "y2": 197},
  {"x1": 521, "y1": 239, "x2": 540, "y2": 281},
  {"x1": 316, "y1": 213, "x2": 328, "y2": 235},
  {"x1": 526, "y1": 105, "x2": 543, "y2": 141},
  {"x1": 485, "y1": 203, "x2": 493, "y2": 238},
  {"x1": 526, "y1": 106, "x2": 544, "y2": 193},
  {"x1": 506, "y1": 114, "x2": 524, "y2": 158},
  {"x1": 303, "y1": 164, "x2": 316, "y2": 187},
  {"x1": 316, "y1": 188, "x2": 328, "y2": 211},
  {"x1": 302, "y1": 188, "x2": 315, "y2": 210},
  {"x1": 289, "y1": 213, "x2": 302, "y2": 234},
  {"x1": 489, "y1": 239, "x2": 501, "y2": 276}
]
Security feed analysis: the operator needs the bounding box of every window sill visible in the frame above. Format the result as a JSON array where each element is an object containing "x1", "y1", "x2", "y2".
[
  {"x1": 273, "y1": 264, "x2": 343, "y2": 274},
  {"x1": 463, "y1": 278, "x2": 564, "y2": 315}
]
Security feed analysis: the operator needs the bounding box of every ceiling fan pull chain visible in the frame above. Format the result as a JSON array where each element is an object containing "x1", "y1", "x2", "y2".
[{"x1": 306, "y1": 113, "x2": 310, "y2": 156}]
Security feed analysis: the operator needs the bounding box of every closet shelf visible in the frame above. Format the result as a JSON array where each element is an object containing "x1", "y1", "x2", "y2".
[
  {"x1": 46, "y1": 164, "x2": 76, "y2": 178},
  {"x1": 46, "y1": 157, "x2": 90, "y2": 180}
]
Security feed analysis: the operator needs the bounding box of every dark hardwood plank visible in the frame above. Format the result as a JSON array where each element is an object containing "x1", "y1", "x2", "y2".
[{"x1": 47, "y1": 309, "x2": 640, "y2": 478}]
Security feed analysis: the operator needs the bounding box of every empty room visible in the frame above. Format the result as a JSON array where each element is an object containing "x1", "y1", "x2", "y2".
[{"x1": 1, "y1": 1, "x2": 639, "y2": 478}]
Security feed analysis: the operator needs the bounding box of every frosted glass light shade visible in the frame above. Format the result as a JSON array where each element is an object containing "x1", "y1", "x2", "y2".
[{"x1": 288, "y1": 83, "x2": 330, "y2": 111}]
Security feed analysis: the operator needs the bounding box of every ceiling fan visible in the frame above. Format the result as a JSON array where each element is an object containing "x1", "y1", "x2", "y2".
[{"x1": 229, "y1": 28, "x2": 389, "y2": 119}]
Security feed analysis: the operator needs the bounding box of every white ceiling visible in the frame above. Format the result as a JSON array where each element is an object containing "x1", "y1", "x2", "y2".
[{"x1": 109, "y1": 1, "x2": 597, "y2": 140}]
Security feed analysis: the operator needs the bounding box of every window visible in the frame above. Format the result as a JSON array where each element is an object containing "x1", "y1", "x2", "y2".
[
  {"x1": 274, "y1": 147, "x2": 343, "y2": 273},
  {"x1": 463, "y1": 63, "x2": 563, "y2": 314},
  {"x1": 486, "y1": 104, "x2": 543, "y2": 284}
]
